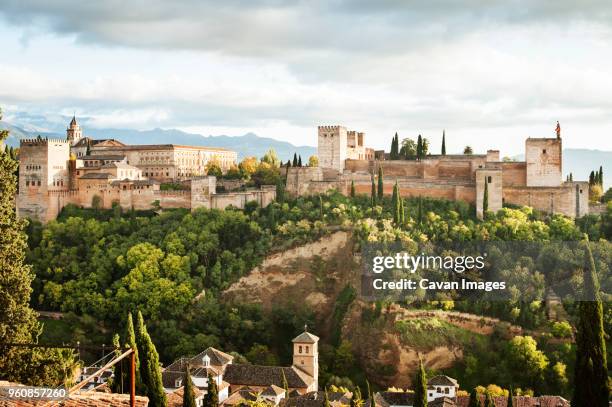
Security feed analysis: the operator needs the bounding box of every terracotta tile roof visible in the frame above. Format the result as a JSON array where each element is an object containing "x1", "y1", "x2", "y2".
[
  {"x1": 189, "y1": 348, "x2": 234, "y2": 367},
  {"x1": 262, "y1": 385, "x2": 286, "y2": 397},
  {"x1": 223, "y1": 387, "x2": 261, "y2": 406},
  {"x1": 166, "y1": 385, "x2": 204, "y2": 407},
  {"x1": 224, "y1": 365, "x2": 313, "y2": 389},
  {"x1": 282, "y1": 391, "x2": 352, "y2": 407},
  {"x1": 375, "y1": 391, "x2": 414, "y2": 407},
  {"x1": 428, "y1": 376, "x2": 458, "y2": 387},
  {"x1": 292, "y1": 332, "x2": 319, "y2": 344},
  {"x1": 0, "y1": 383, "x2": 148, "y2": 407}
]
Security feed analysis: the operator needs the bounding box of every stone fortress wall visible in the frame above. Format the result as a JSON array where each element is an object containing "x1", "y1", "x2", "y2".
[
  {"x1": 17, "y1": 120, "x2": 275, "y2": 223},
  {"x1": 286, "y1": 125, "x2": 589, "y2": 219}
]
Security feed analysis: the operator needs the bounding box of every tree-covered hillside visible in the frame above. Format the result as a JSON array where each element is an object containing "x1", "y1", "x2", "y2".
[{"x1": 24, "y1": 190, "x2": 612, "y2": 397}]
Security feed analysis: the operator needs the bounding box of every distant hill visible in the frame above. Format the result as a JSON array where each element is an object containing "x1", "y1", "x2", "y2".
[{"x1": 0, "y1": 121, "x2": 315, "y2": 162}]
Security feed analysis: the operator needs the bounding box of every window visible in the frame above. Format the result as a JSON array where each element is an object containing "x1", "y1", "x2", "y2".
[
  {"x1": 299, "y1": 346, "x2": 302, "y2": 354},
  {"x1": 305, "y1": 346, "x2": 309, "y2": 354},
  {"x1": 487, "y1": 176, "x2": 492, "y2": 183},
  {"x1": 445, "y1": 388, "x2": 449, "y2": 394},
  {"x1": 543, "y1": 149, "x2": 547, "y2": 154}
]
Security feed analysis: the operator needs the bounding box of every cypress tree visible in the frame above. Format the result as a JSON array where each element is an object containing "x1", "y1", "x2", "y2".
[
  {"x1": 413, "y1": 359, "x2": 427, "y2": 407},
  {"x1": 293, "y1": 153, "x2": 298, "y2": 167},
  {"x1": 204, "y1": 373, "x2": 219, "y2": 407},
  {"x1": 183, "y1": 365, "x2": 196, "y2": 407},
  {"x1": 589, "y1": 171, "x2": 595, "y2": 185},
  {"x1": 441, "y1": 130, "x2": 446, "y2": 155},
  {"x1": 298, "y1": 155, "x2": 302, "y2": 167},
  {"x1": 392, "y1": 182, "x2": 399, "y2": 224},
  {"x1": 468, "y1": 388, "x2": 479, "y2": 407},
  {"x1": 377, "y1": 167, "x2": 384, "y2": 201},
  {"x1": 111, "y1": 313, "x2": 143, "y2": 394},
  {"x1": 390, "y1": 133, "x2": 397, "y2": 160},
  {"x1": 572, "y1": 242, "x2": 609, "y2": 406},
  {"x1": 371, "y1": 177, "x2": 376, "y2": 207},
  {"x1": 507, "y1": 386, "x2": 514, "y2": 407},
  {"x1": 417, "y1": 135, "x2": 423, "y2": 160},
  {"x1": 399, "y1": 198, "x2": 405, "y2": 225},
  {"x1": 599, "y1": 165, "x2": 603, "y2": 185},
  {"x1": 569, "y1": 172, "x2": 573, "y2": 182},
  {"x1": 350, "y1": 180, "x2": 356, "y2": 198},
  {"x1": 483, "y1": 178, "x2": 489, "y2": 216},
  {"x1": 136, "y1": 311, "x2": 166, "y2": 407},
  {"x1": 484, "y1": 392, "x2": 495, "y2": 407}
]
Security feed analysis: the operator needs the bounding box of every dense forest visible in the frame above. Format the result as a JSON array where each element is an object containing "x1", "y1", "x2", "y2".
[{"x1": 22, "y1": 182, "x2": 612, "y2": 397}]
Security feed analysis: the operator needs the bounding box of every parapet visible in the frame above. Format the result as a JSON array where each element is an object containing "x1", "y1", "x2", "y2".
[
  {"x1": 318, "y1": 125, "x2": 343, "y2": 131},
  {"x1": 20, "y1": 137, "x2": 69, "y2": 146}
]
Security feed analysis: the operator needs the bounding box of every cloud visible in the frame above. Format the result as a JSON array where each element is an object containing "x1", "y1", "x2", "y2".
[{"x1": 1, "y1": 1, "x2": 612, "y2": 153}]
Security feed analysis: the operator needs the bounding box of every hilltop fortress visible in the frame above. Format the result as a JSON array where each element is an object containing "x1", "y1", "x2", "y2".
[
  {"x1": 17, "y1": 117, "x2": 275, "y2": 222},
  {"x1": 286, "y1": 125, "x2": 589, "y2": 218}
]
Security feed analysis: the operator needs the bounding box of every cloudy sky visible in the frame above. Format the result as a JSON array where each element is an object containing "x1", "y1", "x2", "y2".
[{"x1": 1, "y1": 0, "x2": 612, "y2": 155}]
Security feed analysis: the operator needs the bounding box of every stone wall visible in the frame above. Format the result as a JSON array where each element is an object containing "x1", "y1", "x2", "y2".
[
  {"x1": 318, "y1": 126, "x2": 348, "y2": 171},
  {"x1": 526, "y1": 138, "x2": 562, "y2": 187},
  {"x1": 503, "y1": 181, "x2": 588, "y2": 218},
  {"x1": 476, "y1": 168, "x2": 503, "y2": 219}
]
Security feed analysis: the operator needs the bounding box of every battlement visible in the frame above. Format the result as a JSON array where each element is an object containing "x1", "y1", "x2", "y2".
[
  {"x1": 318, "y1": 125, "x2": 343, "y2": 131},
  {"x1": 21, "y1": 137, "x2": 69, "y2": 146}
]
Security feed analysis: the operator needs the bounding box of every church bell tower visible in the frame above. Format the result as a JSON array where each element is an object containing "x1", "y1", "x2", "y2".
[
  {"x1": 292, "y1": 328, "x2": 319, "y2": 391},
  {"x1": 66, "y1": 115, "x2": 82, "y2": 145}
]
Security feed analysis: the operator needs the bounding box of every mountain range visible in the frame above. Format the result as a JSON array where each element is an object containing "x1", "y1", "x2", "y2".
[
  {"x1": 0, "y1": 121, "x2": 316, "y2": 162},
  {"x1": 1, "y1": 120, "x2": 609, "y2": 189}
]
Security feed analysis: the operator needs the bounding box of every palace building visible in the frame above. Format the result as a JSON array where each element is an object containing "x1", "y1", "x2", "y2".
[
  {"x1": 17, "y1": 117, "x2": 274, "y2": 222},
  {"x1": 286, "y1": 125, "x2": 590, "y2": 219}
]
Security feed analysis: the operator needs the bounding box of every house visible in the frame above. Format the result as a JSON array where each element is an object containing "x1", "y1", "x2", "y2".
[
  {"x1": 427, "y1": 376, "x2": 459, "y2": 401},
  {"x1": 162, "y1": 330, "x2": 319, "y2": 405}
]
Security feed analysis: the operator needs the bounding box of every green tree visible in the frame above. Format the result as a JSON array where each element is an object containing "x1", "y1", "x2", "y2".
[
  {"x1": 377, "y1": 167, "x2": 384, "y2": 201},
  {"x1": 468, "y1": 388, "x2": 479, "y2": 407},
  {"x1": 589, "y1": 171, "x2": 595, "y2": 185},
  {"x1": 414, "y1": 359, "x2": 427, "y2": 407},
  {"x1": 261, "y1": 149, "x2": 280, "y2": 168},
  {"x1": 298, "y1": 155, "x2": 302, "y2": 167},
  {"x1": 572, "y1": 242, "x2": 609, "y2": 406},
  {"x1": 441, "y1": 130, "x2": 446, "y2": 155},
  {"x1": 350, "y1": 180, "x2": 356, "y2": 198},
  {"x1": 599, "y1": 165, "x2": 603, "y2": 186},
  {"x1": 136, "y1": 311, "x2": 166, "y2": 407},
  {"x1": 483, "y1": 179, "x2": 489, "y2": 216},
  {"x1": 392, "y1": 182, "x2": 400, "y2": 224},
  {"x1": 292, "y1": 153, "x2": 298, "y2": 167},
  {"x1": 506, "y1": 336, "x2": 548, "y2": 390},
  {"x1": 390, "y1": 133, "x2": 399, "y2": 160},
  {"x1": 416, "y1": 135, "x2": 423, "y2": 160},
  {"x1": 204, "y1": 373, "x2": 219, "y2": 407},
  {"x1": 417, "y1": 196, "x2": 423, "y2": 226},
  {"x1": 400, "y1": 138, "x2": 417, "y2": 159},
  {"x1": 0, "y1": 109, "x2": 76, "y2": 386},
  {"x1": 183, "y1": 365, "x2": 196, "y2": 407},
  {"x1": 111, "y1": 313, "x2": 142, "y2": 394},
  {"x1": 464, "y1": 146, "x2": 473, "y2": 155},
  {"x1": 371, "y1": 177, "x2": 376, "y2": 207},
  {"x1": 507, "y1": 386, "x2": 513, "y2": 407}
]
